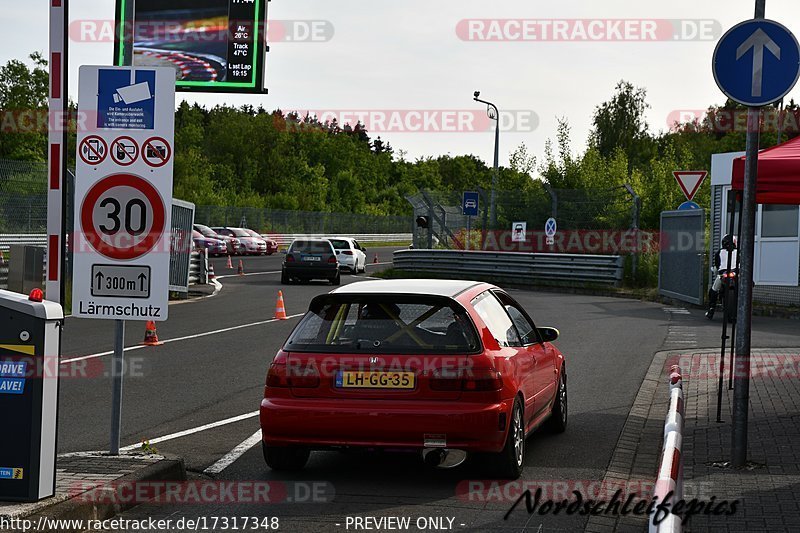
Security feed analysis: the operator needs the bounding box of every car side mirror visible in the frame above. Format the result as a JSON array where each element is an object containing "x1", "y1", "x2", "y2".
[
  {"x1": 537, "y1": 327, "x2": 559, "y2": 343},
  {"x1": 361, "y1": 247, "x2": 367, "y2": 252}
]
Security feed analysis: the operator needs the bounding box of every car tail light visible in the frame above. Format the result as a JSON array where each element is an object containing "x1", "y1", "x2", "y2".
[
  {"x1": 722, "y1": 271, "x2": 737, "y2": 279},
  {"x1": 328, "y1": 256, "x2": 337, "y2": 264},
  {"x1": 428, "y1": 368, "x2": 503, "y2": 392},
  {"x1": 266, "y1": 364, "x2": 289, "y2": 387},
  {"x1": 463, "y1": 369, "x2": 503, "y2": 391},
  {"x1": 266, "y1": 363, "x2": 319, "y2": 388},
  {"x1": 428, "y1": 368, "x2": 462, "y2": 391},
  {"x1": 286, "y1": 255, "x2": 295, "y2": 262}
]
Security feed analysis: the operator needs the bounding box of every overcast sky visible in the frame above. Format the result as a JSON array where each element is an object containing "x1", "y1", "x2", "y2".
[{"x1": 4, "y1": 0, "x2": 800, "y2": 168}]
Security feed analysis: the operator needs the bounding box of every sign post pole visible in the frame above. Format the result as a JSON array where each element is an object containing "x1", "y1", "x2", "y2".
[
  {"x1": 731, "y1": 0, "x2": 763, "y2": 470},
  {"x1": 110, "y1": 319, "x2": 125, "y2": 455},
  {"x1": 47, "y1": 0, "x2": 69, "y2": 304},
  {"x1": 731, "y1": 107, "x2": 762, "y2": 467}
]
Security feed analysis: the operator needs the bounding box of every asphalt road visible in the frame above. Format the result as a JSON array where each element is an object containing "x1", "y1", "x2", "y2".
[{"x1": 55, "y1": 251, "x2": 800, "y2": 532}]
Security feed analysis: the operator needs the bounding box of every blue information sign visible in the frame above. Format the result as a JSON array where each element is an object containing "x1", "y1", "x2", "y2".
[
  {"x1": 97, "y1": 69, "x2": 156, "y2": 130},
  {"x1": 463, "y1": 191, "x2": 479, "y2": 217},
  {"x1": 713, "y1": 19, "x2": 800, "y2": 107}
]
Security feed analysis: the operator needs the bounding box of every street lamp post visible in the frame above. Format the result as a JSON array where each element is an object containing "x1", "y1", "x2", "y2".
[{"x1": 473, "y1": 91, "x2": 500, "y2": 229}]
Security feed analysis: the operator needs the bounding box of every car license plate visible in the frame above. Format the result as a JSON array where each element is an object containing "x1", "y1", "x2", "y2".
[
  {"x1": 301, "y1": 255, "x2": 321, "y2": 262},
  {"x1": 335, "y1": 371, "x2": 415, "y2": 389}
]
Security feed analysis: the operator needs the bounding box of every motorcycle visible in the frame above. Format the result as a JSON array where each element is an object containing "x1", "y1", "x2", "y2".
[{"x1": 719, "y1": 269, "x2": 738, "y2": 324}]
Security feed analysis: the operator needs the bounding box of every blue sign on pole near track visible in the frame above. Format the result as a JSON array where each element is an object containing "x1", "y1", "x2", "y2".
[
  {"x1": 97, "y1": 69, "x2": 156, "y2": 130},
  {"x1": 463, "y1": 191, "x2": 479, "y2": 216},
  {"x1": 713, "y1": 19, "x2": 800, "y2": 107}
]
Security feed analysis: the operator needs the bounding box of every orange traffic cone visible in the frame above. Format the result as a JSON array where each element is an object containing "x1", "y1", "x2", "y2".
[
  {"x1": 373, "y1": 253, "x2": 379, "y2": 264},
  {"x1": 208, "y1": 264, "x2": 216, "y2": 282},
  {"x1": 274, "y1": 291, "x2": 288, "y2": 320},
  {"x1": 142, "y1": 321, "x2": 164, "y2": 346},
  {"x1": 226, "y1": 255, "x2": 233, "y2": 269},
  {"x1": 238, "y1": 259, "x2": 244, "y2": 276}
]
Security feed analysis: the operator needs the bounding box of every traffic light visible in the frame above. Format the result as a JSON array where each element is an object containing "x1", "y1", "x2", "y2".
[{"x1": 416, "y1": 216, "x2": 429, "y2": 229}]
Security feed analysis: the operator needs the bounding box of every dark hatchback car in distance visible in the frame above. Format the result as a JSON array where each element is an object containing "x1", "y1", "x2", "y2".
[{"x1": 282, "y1": 239, "x2": 340, "y2": 285}]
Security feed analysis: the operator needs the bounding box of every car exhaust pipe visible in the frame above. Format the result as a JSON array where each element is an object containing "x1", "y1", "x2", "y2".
[{"x1": 422, "y1": 448, "x2": 467, "y2": 469}]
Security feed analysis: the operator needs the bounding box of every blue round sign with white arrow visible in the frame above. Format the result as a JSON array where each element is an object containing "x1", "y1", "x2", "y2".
[{"x1": 713, "y1": 19, "x2": 800, "y2": 107}]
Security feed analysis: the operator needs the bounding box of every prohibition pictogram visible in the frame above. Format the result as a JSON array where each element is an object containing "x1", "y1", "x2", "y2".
[
  {"x1": 79, "y1": 135, "x2": 108, "y2": 166},
  {"x1": 142, "y1": 136, "x2": 172, "y2": 168},
  {"x1": 110, "y1": 136, "x2": 139, "y2": 166}
]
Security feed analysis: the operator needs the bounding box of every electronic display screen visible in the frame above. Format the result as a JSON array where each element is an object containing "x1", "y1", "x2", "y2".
[{"x1": 114, "y1": 0, "x2": 267, "y2": 93}]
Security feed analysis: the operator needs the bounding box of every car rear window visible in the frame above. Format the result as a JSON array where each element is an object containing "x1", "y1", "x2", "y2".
[
  {"x1": 328, "y1": 239, "x2": 350, "y2": 250},
  {"x1": 285, "y1": 295, "x2": 481, "y2": 354},
  {"x1": 195, "y1": 225, "x2": 216, "y2": 238},
  {"x1": 291, "y1": 240, "x2": 333, "y2": 254}
]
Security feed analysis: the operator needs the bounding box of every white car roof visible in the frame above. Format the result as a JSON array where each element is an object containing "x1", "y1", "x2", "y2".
[{"x1": 331, "y1": 279, "x2": 484, "y2": 298}]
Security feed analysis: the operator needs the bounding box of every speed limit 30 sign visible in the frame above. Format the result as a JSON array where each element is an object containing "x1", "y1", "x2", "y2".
[{"x1": 72, "y1": 66, "x2": 175, "y2": 321}]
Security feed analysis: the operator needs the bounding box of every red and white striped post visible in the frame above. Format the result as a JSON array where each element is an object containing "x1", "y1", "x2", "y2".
[{"x1": 47, "y1": 0, "x2": 68, "y2": 303}]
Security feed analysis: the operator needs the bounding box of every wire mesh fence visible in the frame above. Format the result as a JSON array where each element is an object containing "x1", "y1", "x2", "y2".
[
  {"x1": 193, "y1": 206, "x2": 410, "y2": 234},
  {"x1": 0, "y1": 159, "x2": 49, "y2": 233},
  {"x1": 550, "y1": 186, "x2": 639, "y2": 231},
  {"x1": 406, "y1": 184, "x2": 640, "y2": 251},
  {"x1": 0, "y1": 159, "x2": 412, "y2": 236}
]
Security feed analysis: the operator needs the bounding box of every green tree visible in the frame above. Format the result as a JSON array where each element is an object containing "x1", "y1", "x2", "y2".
[
  {"x1": 0, "y1": 53, "x2": 49, "y2": 161},
  {"x1": 589, "y1": 81, "x2": 657, "y2": 171}
]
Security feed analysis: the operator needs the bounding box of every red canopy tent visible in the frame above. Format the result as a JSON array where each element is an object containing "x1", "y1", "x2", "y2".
[{"x1": 732, "y1": 135, "x2": 800, "y2": 204}]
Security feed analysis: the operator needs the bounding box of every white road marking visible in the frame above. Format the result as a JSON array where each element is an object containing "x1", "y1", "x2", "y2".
[
  {"x1": 119, "y1": 411, "x2": 260, "y2": 452},
  {"x1": 170, "y1": 280, "x2": 223, "y2": 305},
  {"x1": 216, "y1": 261, "x2": 391, "y2": 278},
  {"x1": 216, "y1": 271, "x2": 281, "y2": 279},
  {"x1": 60, "y1": 313, "x2": 304, "y2": 365},
  {"x1": 203, "y1": 429, "x2": 262, "y2": 475}
]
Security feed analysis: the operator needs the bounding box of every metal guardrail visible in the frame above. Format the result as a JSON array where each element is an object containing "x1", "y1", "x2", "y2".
[
  {"x1": 392, "y1": 249, "x2": 624, "y2": 286},
  {"x1": 263, "y1": 233, "x2": 412, "y2": 247},
  {"x1": 0, "y1": 234, "x2": 48, "y2": 251},
  {"x1": 188, "y1": 250, "x2": 206, "y2": 286},
  {"x1": 0, "y1": 248, "x2": 208, "y2": 291},
  {"x1": 3, "y1": 233, "x2": 412, "y2": 251}
]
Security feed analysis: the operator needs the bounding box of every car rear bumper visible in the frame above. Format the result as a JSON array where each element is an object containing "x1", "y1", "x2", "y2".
[
  {"x1": 260, "y1": 397, "x2": 513, "y2": 452},
  {"x1": 337, "y1": 256, "x2": 356, "y2": 269},
  {"x1": 245, "y1": 244, "x2": 268, "y2": 254},
  {"x1": 283, "y1": 264, "x2": 338, "y2": 278}
]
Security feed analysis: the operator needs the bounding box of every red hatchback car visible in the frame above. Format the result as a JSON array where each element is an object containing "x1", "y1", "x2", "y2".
[{"x1": 260, "y1": 279, "x2": 567, "y2": 479}]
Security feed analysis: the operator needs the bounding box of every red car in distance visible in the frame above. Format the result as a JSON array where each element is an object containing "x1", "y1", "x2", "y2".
[
  {"x1": 260, "y1": 279, "x2": 567, "y2": 479},
  {"x1": 193, "y1": 223, "x2": 239, "y2": 255}
]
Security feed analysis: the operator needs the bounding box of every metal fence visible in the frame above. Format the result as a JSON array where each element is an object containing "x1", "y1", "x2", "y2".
[
  {"x1": 393, "y1": 249, "x2": 624, "y2": 287},
  {"x1": 659, "y1": 209, "x2": 706, "y2": 305},
  {"x1": 194, "y1": 205, "x2": 409, "y2": 234},
  {"x1": 407, "y1": 185, "x2": 640, "y2": 250},
  {"x1": 0, "y1": 246, "x2": 206, "y2": 291},
  {"x1": 170, "y1": 199, "x2": 196, "y2": 293},
  {"x1": 0, "y1": 160, "x2": 49, "y2": 233},
  {"x1": 267, "y1": 233, "x2": 411, "y2": 247}
]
